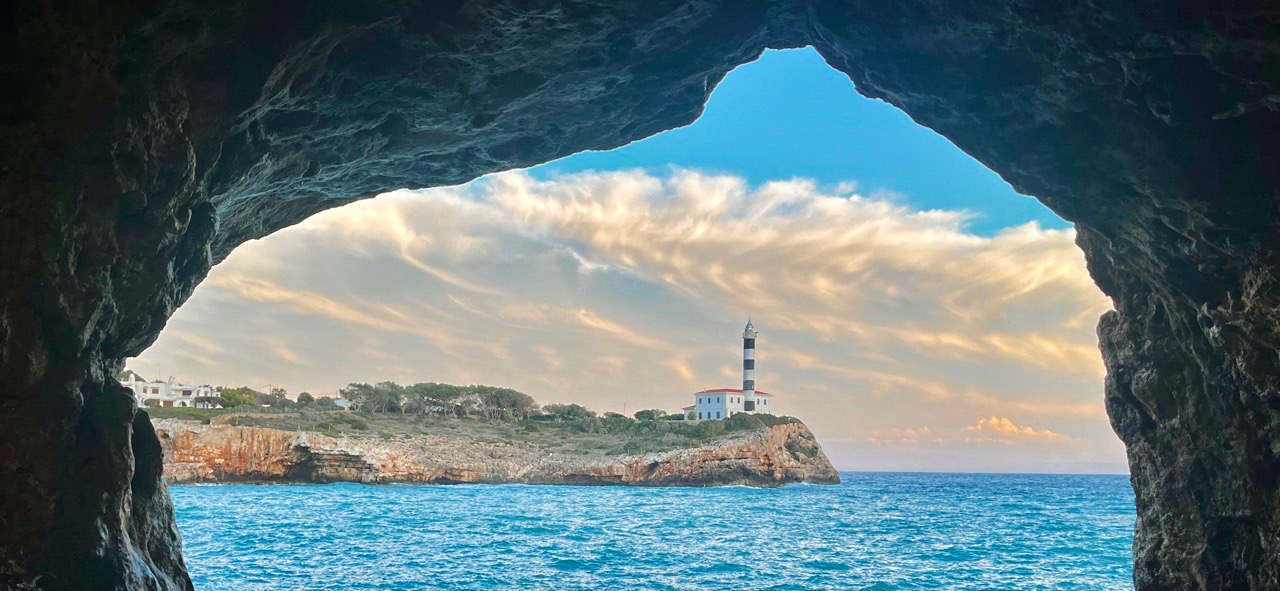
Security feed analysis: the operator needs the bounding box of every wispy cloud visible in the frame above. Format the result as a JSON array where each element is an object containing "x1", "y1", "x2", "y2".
[{"x1": 131, "y1": 169, "x2": 1121, "y2": 472}]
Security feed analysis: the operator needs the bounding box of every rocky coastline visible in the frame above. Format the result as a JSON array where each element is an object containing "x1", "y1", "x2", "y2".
[{"x1": 153, "y1": 418, "x2": 840, "y2": 487}]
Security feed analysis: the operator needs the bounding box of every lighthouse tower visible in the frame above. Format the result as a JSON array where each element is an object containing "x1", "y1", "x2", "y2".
[{"x1": 742, "y1": 319, "x2": 758, "y2": 412}]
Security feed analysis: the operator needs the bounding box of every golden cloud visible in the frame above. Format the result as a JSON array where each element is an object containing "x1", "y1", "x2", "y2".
[{"x1": 963, "y1": 416, "x2": 1070, "y2": 445}]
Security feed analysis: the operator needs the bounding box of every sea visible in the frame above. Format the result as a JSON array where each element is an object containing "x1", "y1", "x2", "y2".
[{"x1": 172, "y1": 472, "x2": 1135, "y2": 590}]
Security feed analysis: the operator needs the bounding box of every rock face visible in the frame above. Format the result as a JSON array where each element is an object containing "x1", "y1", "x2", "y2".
[
  {"x1": 152, "y1": 419, "x2": 840, "y2": 487},
  {"x1": 2, "y1": 1, "x2": 1279, "y2": 589}
]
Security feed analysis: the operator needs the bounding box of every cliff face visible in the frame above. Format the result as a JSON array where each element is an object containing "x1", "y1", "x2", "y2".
[{"x1": 153, "y1": 420, "x2": 839, "y2": 487}]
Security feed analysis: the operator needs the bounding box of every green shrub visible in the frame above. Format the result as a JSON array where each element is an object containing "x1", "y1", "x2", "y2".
[
  {"x1": 602, "y1": 412, "x2": 636, "y2": 433},
  {"x1": 143, "y1": 407, "x2": 225, "y2": 422},
  {"x1": 786, "y1": 437, "x2": 819, "y2": 459},
  {"x1": 572, "y1": 416, "x2": 604, "y2": 433},
  {"x1": 632, "y1": 409, "x2": 670, "y2": 421},
  {"x1": 218, "y1": 387, "x2": 260, "y2": 408},
  {"x1": 724, "y1": 412, "x2": 765, "y2": 432},
  {"x1": 543, "y1": 403, "x2": 597, "y2": 422},
  {"x1": 689, "y1": 419, "x2": 725, "y2": 439},
  {"x1": 313, "y1": 397, "x2": 339, "y2": 410},
  {"x1": 336, "y1": 414, "x2": 368, "y2": 430}
]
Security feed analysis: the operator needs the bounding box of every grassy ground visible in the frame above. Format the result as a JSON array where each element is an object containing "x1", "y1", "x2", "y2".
[
  {"x1": 147, "y1": 408, "x2": 798, "y2": 456},
  {"x1": 143, "y1": 406, "x2": 318, "y2": 421},
  {"x1": 144, "y1": 407, "x2": 233, "y2": 421}
]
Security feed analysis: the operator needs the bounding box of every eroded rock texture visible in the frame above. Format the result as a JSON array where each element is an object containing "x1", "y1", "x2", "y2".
[
  {"x1": 1, "y1": 1, "x2": 1278, "y2": 589},
  {"x1": 152, "y1": 419, "x2": 839, "y2": 487}
]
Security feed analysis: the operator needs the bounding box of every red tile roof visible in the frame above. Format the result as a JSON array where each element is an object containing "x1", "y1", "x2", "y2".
[{"x1": 694, "y1": 388, "x2": 773, "y2": 397}]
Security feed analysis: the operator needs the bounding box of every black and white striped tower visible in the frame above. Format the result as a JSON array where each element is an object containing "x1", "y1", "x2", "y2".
[{"x1": 742, "y1": 319, "x2": 758, "y2": 412}]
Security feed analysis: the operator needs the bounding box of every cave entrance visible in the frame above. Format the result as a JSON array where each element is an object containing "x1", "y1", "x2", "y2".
[{"x1": 128, "y1": 47, "x2": 1130, "y2": 589}]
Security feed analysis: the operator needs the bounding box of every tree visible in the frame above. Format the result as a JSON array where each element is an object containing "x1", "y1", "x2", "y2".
[
  {"x1": 314, "y1": 396, "x2": 340, "y2": 411},
  {"x1": 633, "y1": 409, "x2": 669, "y2": 421},
  {"x1": 193, "y1": 396, "x2": 223, "y2": 409},
  {"x1": 296, "y1": 392, "x2": 315, "y2": 405},
  {"x1": 478, "y1": 387, "x2": 537, "y2": 420},
  {"x1": 218, "y1": 386, "x2": 259, "y2": 408},
  {"x1": 407, "y1": 382, "x2": 465, "y2": 417},
  {"x1": 256, "y1": 391, "x2": 291, "y2": 408},
  {"x1": 340, "y1": 382, "x2": 406, "y2": 413},
  {"x1": 372, "y1": 381, "x2": 405, "y2": 413},
  {"x1": 117, "y1": 369, "x2": 146, "y2": 382},
  {"x1": 602, "y1": 412, "x2": 635, "y2": 433},
  {"x1": 542, "y1": 403, "x2": 596, "y2": 422},
  {"x1": 339, "y1": 383, "x2": 375, "y2": 411}
]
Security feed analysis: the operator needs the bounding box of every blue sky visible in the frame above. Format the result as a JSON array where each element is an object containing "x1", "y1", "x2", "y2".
[{"x1": 534, "y1": 47, "x2": 1067, "y2": 235}]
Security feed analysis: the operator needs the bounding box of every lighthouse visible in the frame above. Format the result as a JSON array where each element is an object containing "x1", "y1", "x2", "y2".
[
  {"x1": 742, "y1": 319, "x2": 758, "y2": 412},
  {"x1": 685, "y1": 320, "x2": 775, "y2": 420}
]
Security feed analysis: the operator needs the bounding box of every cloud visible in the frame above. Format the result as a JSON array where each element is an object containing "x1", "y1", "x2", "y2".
[
  {"x1": 436, "y1": 170, "x2": 1111, "y2": 375},
  {"x1": 573, "y1": 308, "x2": 666, "y2": 349},
  {"x1": 867, "y1": 426, "x2": 945, "y2": 446},
  {"x1": 868, "y1": 417, "x2": 1071, "y2": 448},
  {"x1": 964, "y1": 416, "x2": 1070, "y2": 445},
  {"x1": 131, "y1": 168, "x2": 1121, "y2": 472}
]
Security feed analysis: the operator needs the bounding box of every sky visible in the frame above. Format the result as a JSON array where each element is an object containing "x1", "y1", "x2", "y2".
[{"x1": 130, "y1": 48, "x2": 1124, "y2": 473}]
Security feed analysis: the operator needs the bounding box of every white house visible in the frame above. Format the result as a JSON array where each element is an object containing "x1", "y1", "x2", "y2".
[
  {"x1": 121, "y1": 374, "x2": 221, "y2": 408},
  {"x1": 689, "y1": 388, "x2": 774, "y2": 420},
  {"x1": 685, "y1": 320, "x2": 778, "y2": 420}
]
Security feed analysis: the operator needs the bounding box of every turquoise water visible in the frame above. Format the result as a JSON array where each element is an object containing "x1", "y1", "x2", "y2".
[{"x1": 172, "y1": 473, "x2": 1135, "y2": 590}]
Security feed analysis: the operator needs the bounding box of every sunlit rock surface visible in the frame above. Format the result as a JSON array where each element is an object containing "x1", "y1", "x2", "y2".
[
  {"x1": 2, "y1": 1, "x2": 1279, "y2": 589},
  {"x1": 153, "y1": 419, "x2": 839, "y2": 487}
]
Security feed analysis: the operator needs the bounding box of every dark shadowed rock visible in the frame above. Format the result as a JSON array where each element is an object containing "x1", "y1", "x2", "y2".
[{"x1": 1, "y1": 1, "x2": 1278, "y2": 589}]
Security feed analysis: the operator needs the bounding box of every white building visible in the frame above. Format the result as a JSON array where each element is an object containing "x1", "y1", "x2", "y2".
[
  {"x1": 689, "y1": 388, "x2": 774, "y2": 420},
  {"x1": 685, "y1": 320, "x2": 777, "y2": 420},
  {"x1": 121, "y1": 374, "x2": 221, "y2": 408}
]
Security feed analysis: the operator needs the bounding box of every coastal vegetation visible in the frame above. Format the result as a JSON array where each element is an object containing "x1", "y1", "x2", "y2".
[{"x1": 145, "y1": 380, "x2": 797, "y2": 456}]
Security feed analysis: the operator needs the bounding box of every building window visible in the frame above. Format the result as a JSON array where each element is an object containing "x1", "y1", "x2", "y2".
[
  {"x1": 698, "y1": 412, "x2": 703, "y2": 420},
  {"x1": 716, "y1": 411, "x2": 721, "y2": 419}
]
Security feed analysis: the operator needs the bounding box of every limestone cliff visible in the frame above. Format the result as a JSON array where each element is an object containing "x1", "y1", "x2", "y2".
[{"x1": 153, "y1": 419, "x2": 839, "y2": 487}]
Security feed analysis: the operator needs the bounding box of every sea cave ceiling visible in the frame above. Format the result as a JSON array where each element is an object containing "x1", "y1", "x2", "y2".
[{"x1": 2, "y1": 1, "x2": 1279, "y2": 589}]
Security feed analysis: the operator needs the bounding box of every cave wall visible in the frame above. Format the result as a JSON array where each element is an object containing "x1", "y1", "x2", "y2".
[{"x1": 2, "y1": 1, "x2": 1278, "y2": 589}]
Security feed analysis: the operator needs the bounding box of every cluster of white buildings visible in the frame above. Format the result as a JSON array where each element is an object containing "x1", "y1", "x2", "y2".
[
  {"x1": 120, "y1": 373, "x2": 221, "y2": 408},
  {"x1": 681, "y1": 320, "x2": 776, "y2": 420}
]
